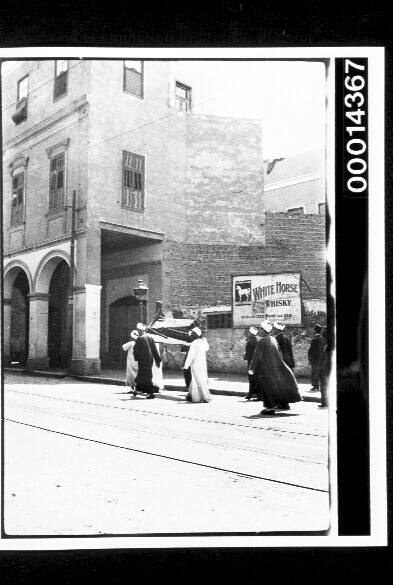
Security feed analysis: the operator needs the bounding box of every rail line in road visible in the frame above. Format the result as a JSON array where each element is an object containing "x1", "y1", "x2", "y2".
[
  {"x1": 6, "y1": 387, "x2": 326, "y2": 438},
  {"x1": 5, "y1": 417, "x2": 329, "y2": 494},
  {"x1": 4, "y1": 402, "x2": 325, "y2": 465}
]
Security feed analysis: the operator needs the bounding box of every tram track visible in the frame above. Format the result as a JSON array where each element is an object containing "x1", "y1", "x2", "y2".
[
  {"x1": 5, "y1": 417, "x2": 329, "y2": 494},
  {"x1": 6, "y1": 387, "x2": 326, "y2": 438},
  {"x1": 4, "y1": 401, "x2": 326, "y2": 465}
]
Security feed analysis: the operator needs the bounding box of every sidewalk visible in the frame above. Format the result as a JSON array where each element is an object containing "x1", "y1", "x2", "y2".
[{"x1": 4, "y1": 366, "x2": 321, "y2": 403}]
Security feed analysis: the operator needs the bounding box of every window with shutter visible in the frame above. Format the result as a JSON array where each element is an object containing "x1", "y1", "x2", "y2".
[
  {"x1": 54, "y1": 60, "x2": 68, "y2": 101},
  {"x1": 122, "y1": 151, "x2": 145, "y2": 212},
  {"x1": 49, "y1": 153, "x2": 65, "y2": 213},
  {"x1": 175, "y1": 82, "x2": 192, "y2": 112},
  {"x1": 11, "y1": 172, "x2": 24, "y2": 226}
]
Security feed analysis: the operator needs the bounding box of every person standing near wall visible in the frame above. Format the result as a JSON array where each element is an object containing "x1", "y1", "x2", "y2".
[
  {"x1": 133, "y1": 323, "x2": 162, "y2": 399},
  {"x1": 122, "y1": 329, "x2": 140, "y2": 396},
  {"x1": 319, "y1": 328, "x2": 330, "y2": 408},
  {"x1": 243, "y1": 326, "x2": 260, "y2": 400},
  {"x1": 308, "y1": 324, "x2": 325, "y2": 392},
  {"x1": 183, "y1": 327, "x2": 211, "y2": 403}
]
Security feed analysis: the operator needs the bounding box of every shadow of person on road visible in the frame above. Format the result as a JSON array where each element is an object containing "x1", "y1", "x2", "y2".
[{"x1": 244, "y1": 412, "x2": 299, "y2": 419}]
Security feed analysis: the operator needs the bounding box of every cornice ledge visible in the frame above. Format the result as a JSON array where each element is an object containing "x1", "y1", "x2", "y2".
[{"x1": 4, "y1": 95, "x2": 89, "y2": 150}]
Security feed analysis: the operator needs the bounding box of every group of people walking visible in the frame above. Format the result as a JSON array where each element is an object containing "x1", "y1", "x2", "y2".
[
  {"x1": 244, "y1": 320, "x2": 329, "y2": 413},
  {"x1": 122, "y1": 324, "x2": 211, "y2": 403},
  {"x1": 244, "y1": 320, "x2": 301, "y2": 415},
  {"x1": 122, "y1": 320, "x2": 329, "y2": 412}
]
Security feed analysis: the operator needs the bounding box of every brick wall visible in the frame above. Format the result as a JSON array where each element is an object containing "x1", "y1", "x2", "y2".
[
  {"x1": 162, "y1": 212, "x2": 327, "y2": 376},
  {"x1": 163, "y1": 212, "x2": 326, "y2": 309}
]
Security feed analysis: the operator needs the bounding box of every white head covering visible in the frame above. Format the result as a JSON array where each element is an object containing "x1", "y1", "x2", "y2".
[
  {"x1": 130, "y1": 330, "x2": 139, "y2": 340},
  {"x1": 136, "y1": 322, "x2": 146, "y2": 331},
  {"x1": 190, "y1": 326, "x2": 202, "y2": 337},
  {"x1": 249, "y1": 326, "x2": 258, "y2": 335},
  {"x1": 273, "y1": 322, "x2": 285, "y2": 331},
  {"x1": 260, "y1": 320, "x2": 273, "y2": 333}
]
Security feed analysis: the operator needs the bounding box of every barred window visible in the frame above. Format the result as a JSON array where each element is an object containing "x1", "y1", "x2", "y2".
[
  {"x1": 11, "y1": 172, "x2": 24, "y2": 227},
  {"x1": 54, "y1": 60, "x2": 68, "y2": 101},
  {"x1": 124, "y1": 61, "x2": 143, "y2": 98},
  {"x1": 206, "y1": 313, "x2": 232, "y2": 329},
  {"x1": 49, "y1": 153, "x2": 65, "y2": 213},
  {"x1": 122, "y1": 151, "x2": 145, "y2": 211},
  {"x1": 175, "y1": 82, "x2": 192, "y2": 112}
]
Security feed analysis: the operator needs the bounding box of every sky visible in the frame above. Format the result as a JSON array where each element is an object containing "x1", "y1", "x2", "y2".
[
  {"x1": 174, "y1": 60, "x2": 326, "y2": 159},
  {"x1": 2, "y1": 59, "x2": 326, "y2": 159}
]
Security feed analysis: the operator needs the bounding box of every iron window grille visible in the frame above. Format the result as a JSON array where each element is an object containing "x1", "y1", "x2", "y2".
[
  {"x1": 123, "y1": 60, "x2": 143, "y2": 98},
  {"x1": 175, "y1": 82, "x2": 192, "y2": 112},
  {"x1": 49, "y1": 153, "x2": 65, "y2": 213},
  {"x1": 206, "y1": 313, "x2": 232, "y2": 329},
  {"x1": 54, "y1": 60, "x2": 68, "y2": 101},
  {"x1": 11, "y1": 172, "x2": 24, "y2": 226},
  {"x1": 122, "y1": 151, "x2": 145, "y2": 212}
]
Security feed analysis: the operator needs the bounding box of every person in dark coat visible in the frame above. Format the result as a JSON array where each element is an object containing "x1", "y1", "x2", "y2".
[
  {"x1": 308, "y1": 324, "x2": 325, "y2": 392},
  {"x1": 133, "y1": 322, "x2": 161, "y2": 399},
  {"x1": 243, "y1": 326, "x2": 260, "y2": 400},
  {"x1": 249, "y1": 321, "x2": 302, "y2": 415},
  {"x1": 273, "y1": 322, "x2": 295, "y2": 370},
  {"x1": 272, "y1": 322, "x2": 296, "y2": 410},
  {"x1": 319, "y1": 328, "x2": 330, "y2": 408}
]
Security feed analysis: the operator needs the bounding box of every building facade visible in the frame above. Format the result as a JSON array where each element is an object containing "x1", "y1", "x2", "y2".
[
  {"x1": 2, "y1": 60, "x2": 326, "y2": 376},
  {"x1": 263, "y1": 149, "x2": 326, "y2": 216}
]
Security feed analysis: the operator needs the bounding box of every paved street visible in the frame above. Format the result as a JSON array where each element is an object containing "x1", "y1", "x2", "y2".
[{"x1": 3, "y1": 372, "x2": 330, "y2": 536}]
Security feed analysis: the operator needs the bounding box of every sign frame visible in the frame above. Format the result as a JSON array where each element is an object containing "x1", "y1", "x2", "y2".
[{"x1": 231, "y1": 270, "x2": 304, "y2": 329}]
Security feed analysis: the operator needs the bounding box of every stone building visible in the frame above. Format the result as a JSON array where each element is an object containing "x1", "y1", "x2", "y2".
[
  {"x1": 2, "y1": 59, "x2": 326, "y2": 376},
  {"x1": 263, "y1": 149, "x2": 326, "y2": 215}
]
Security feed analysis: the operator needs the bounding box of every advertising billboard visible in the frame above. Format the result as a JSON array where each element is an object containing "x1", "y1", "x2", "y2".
[{"x1": 232, "y1": 272, "x2": 302, "y2": 327}]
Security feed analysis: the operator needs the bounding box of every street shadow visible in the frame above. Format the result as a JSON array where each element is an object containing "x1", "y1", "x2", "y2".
[
  {"x1": 158, "y1": 394, "x2": 187, "y2": 402},
  {"x1": 239, "y1": 399, "x2": 263, "y2": 403},
  {"x1": 118, "y1": 396, "x2": 146, "y2": 402},
  {"x1": 244, "y1": 412, "x2": 300, "y2": 419}
]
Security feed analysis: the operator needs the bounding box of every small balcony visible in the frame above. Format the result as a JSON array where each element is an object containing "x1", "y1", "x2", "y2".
[{"x1": 11, "y1": 98, "x2": 28, "y2": 125}]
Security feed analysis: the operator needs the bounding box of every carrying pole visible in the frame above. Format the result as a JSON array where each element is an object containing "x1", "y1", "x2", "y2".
[{"x1": 66, "y1": 190, "x2": 76, "y2": 372}]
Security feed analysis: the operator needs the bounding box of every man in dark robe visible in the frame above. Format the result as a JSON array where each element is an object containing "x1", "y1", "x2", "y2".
[
  {"x1": 243, "y1": 326, "x2": 260, "y2": 400},
  {"x1": 272, "y1": 322, "x2": 296, "y2": 410},
  {"x1": 308, "y1": 324, "x2": 325, "y2": 392},
  {"x1": 133, "y1": 322, "x2": 161, "y2": 399},
  {"x1": 273, "y1": 322, "x2": 295, "y2": 370},
  {"x1": 248, "y1": 321, "x2": 302, "y2": 415}
]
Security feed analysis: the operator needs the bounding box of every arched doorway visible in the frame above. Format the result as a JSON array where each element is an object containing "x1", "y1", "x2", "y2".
[
  {"x1": 108, "y1": 296, "x2": 138, "y2": 368},
  {"x1": 48, "y1": 260, "x2": 69, "y2": 367},
  {"x1": 10, "y1": 271, "x2": 30, "y2": 366}
]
